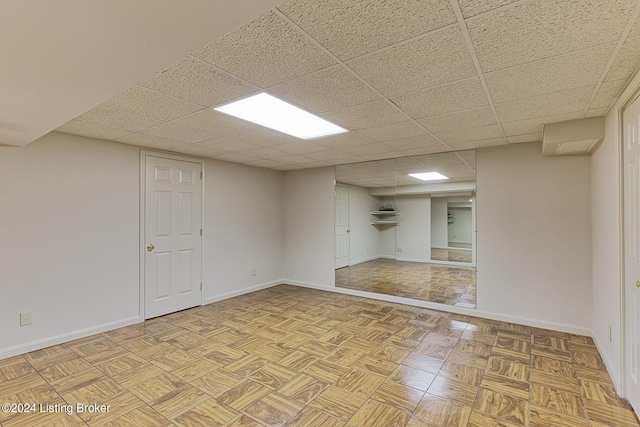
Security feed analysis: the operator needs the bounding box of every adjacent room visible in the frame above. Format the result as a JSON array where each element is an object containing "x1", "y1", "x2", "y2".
[{"x1": 2, "y1": 0, "x2": 640, "y2": 425}]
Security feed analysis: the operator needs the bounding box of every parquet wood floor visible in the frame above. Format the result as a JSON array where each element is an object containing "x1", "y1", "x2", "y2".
[
  {"x1": 336, "y1": 259, "x2": 476, "y2": 308},
  {"x1": 0, "y1": 285, "x2": 636, "y2": 426},
  {"x1": 430, "y1": 249, "x2": 472, "y2": 263}
]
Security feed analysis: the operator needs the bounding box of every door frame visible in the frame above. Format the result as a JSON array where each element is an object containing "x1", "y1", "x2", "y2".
[
  {"x1": 335, "y1": 184, "x2": 350, "y2": 269},
  {"x1": 620, "y1": 87, "x2": 640, "y2": 400},
  {"x1": 139, "y1": 150, "x2": 206, "y2": 319}
]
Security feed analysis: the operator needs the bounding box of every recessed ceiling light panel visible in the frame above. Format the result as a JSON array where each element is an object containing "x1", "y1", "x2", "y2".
[
  {"x1": 408, "y1": 172, "x2": 449, "y2": 181},
  {"x1": 214, "y1": 92, "x2": 347, "y2": 140}
]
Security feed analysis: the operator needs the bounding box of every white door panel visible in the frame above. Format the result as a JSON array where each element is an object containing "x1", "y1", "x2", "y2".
[
  {"x1": 335, "y1": 185, "x2": 350, "y2": 269},
  {"x1": 624, "y1": 94, "x2": 640, "y2": 412},
  {"x1": 145, "y1": 156, "x2": 202, "y2": 319}
]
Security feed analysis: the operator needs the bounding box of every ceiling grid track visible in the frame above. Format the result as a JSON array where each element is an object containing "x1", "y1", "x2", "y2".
[
  {"x1": 580, "y1": 0, "x2": 640, "y2": 118},
  {"x1": 449, "y1": 0, "x2": 509, "y2": 146},
  {"x1": 272, "y1": 8, "x2": 459, "y2": 155}
]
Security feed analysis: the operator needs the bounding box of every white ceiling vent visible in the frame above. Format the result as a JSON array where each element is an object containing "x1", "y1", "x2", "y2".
[{"x1": 542, "y1": 117, "x2": 605, "y2": 156}]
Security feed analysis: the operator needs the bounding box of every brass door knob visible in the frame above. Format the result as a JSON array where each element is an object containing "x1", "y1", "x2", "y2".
[
  {"x1": 636, "y1": 281, "x2": 640, "y2": 288},
  {"x1": 147, "y1": 244, "x2": 155, "y2": 252}
]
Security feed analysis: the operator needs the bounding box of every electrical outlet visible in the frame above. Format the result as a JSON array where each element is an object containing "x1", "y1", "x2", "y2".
[
  {"x1": 251, "y1": 268, "x2": 256, "y2": 277},
  {"x1": 397, "y1": 247, "x2": 403, "y2": 252},
  {"x1": 20, "y1": 312, "x2": 32, "y2": 326},
  {"x1": 608, "y1": 324, "x2": 612, "y2": 342}
]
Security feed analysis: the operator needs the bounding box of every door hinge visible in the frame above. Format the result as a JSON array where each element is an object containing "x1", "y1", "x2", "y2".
[
  {"x1": 200, "y1": 283, "x2": 202, "y2": 291},
  {"x1": 200, "y1": 171, "x2": 203, "y2": 179},
  {"x1": 200, "y1": 229, "x2": 203, "y2": 236}
]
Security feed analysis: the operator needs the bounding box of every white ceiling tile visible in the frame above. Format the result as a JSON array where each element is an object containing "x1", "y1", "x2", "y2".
[
  {"x1": 269, "y1": 141, "x2": 331, "y2": 155},
  {"x1": 628, "y1": 12, "x2": 640, "y2": 38},
  {"x1": 356, "y1": 121, "x2": 429, "y2": 142},
  {"x1": 212, "y1": 152, "x2": 261, "y2": 163},
  {"x1": 313, "y1": 132, "x2": 374, "y2": 149},
  {"x1": 138, "y1": 56, "x2": 258, "y2": 107},
  {"x1": 239, "y1": 147, "x2": 291, "y2": 160},
  {"x1": 193, "y1": 11, "x2": 336, "y2": 87},
  {"x1": 267, "y1": 66, "x2": 380, "y2": 113},
  {"x1": 435, "y1": 124, "x2": 504, "y2": 145},
  {"x1": 485, "y1": 44, "x2": 614, "y2": 103},
  {"x1": 233, "y1": 128, "x2": 300, "y2": 147},
  {"x1": 74, "y1": 106, "x2": 162, "y2": 133},
  {"x1": 347, "y1": 26, "x2": 476, "y2": 97},
  {"x1": 467, "y1": 0, "x2": 637, "y2": 72},
  {"x1": 276, "y1": 155, "x2": 319, "y2": 165},
  {"x1": 196, "y1": 137, "x2": 261, "y2": 152},
  {"x1": 586, "y1": 107, "x2": 609, "y2": 117},
  {"x1": 501, "y1": 112, "x2": 582, "y2": 136},
  {"x1": 447, "y1": 137, "x2": 507, "y2": 151},
  {"x1": 457, "y1": 0, "x2": 521, "y2": 18},
  {"x1": 495, "y1": 86, "x2": 594, "y2": 122},
  {"x1": 56, "y1": 120, "x2": 130, "y2": 141},
  {"x1": 340, "y1": 142, "x2": 398, "y2": 156},
  {"x1": 101, "y1": 86, "x2": 203, "y2": 122},
  {"x1": 245, "y1": 159, "x2": 287, "y2": 168},
  {"x1": 320, "y1": 100, "x2": 407, "y2": 129},
  {"x1": 272, "y1": 164, "x2": 307, "y2": 170},
  {"x1": 170, "y1": 144, "x2": 227, "y2": 158},
  {"x1": 305, "y1": 149, "x2": 361, "y2": 163},
  {"x1": 115, "y1": 133, "x2": 185, "y2": 150},
  {"x1": 395, "y1": 144, "x2": 451, "y2": 157},
  {"x1": 392, "y1": 78, "x2": 488, "y2": 119},
  {"x1": 171, "y1": 109, "x2": 258, "y2": 137},
  {"x1": 416, "y1": 106, "x2": 496, "y2": 134},
  {"x1": 605, "y1": 36, "x2": 640, "y2": 82},
  {"x1": 382, "y1": 134, "x2": 442, "y2": 151},
  {"x1": 277, "y1": 0, "x2": 456, "y2": 61},
  {"x1": 141, "y1": 123, "x2": 216, "y2": 144},
  {"x1": 591, "y1": 79, "x2": 628, "y2": 109},
  {"x1": 508, "y1": 133, "x2": 542, "y2": 144}
]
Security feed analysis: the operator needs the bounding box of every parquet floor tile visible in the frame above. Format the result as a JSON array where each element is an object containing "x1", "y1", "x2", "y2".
[{"x1": 0, "y1": 285, "x2": 637, "y2": 426}]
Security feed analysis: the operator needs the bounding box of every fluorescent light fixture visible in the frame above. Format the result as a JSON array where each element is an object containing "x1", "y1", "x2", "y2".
[
  {"x1": 214, "y1": 93, "x2": 347, "y2": 140},
  {"x1": 408, "y1": 172, "x2": 449, "y2": 181}
]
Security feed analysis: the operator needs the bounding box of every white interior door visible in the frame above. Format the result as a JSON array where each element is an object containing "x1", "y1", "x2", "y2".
[
  {"x1": 335, "y1": 185, "x2": 350, "y2": 269},
  {"x1": 145, "y1": 156, "x2": 202, "y2": 319},
  {"x1": 624, "y1": 94, "x2": 640, "y2": 412}
]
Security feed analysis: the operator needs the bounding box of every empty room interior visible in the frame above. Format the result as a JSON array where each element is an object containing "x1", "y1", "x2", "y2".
[{"x1": 4, "y1": 1, "x2": 640, "y2": 426}]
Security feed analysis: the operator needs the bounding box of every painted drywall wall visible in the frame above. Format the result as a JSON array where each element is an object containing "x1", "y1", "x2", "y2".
[
  {"x1": 282, "y1": 167, "x2": 335, "y2": 288},
  {"x1": 396, "y1": 195, "x2": 431, "y2": 262},
  {"x1": 448, "y1": 207, "x2": 472, "y2": 244},
  {"x1": 348, "y1": 184, "x2": 380, "y2": 265},
  {"x1": 378, "y1": 196, "x2": 397, "y2": 259},
  {"x1": 0, "y1": 132, "x2": 141, "y2": 358},
  {"x1": 203, "y1": 159, "x2": 284, "y2": 302},
  {"x1": 476, "y1": 142, "x2": 592, "y2": 332},
  {"x1": 0, "y1": 132, "x2": 287, "y2": 359},
  {"x1": 590, "y1": 69, "x2": 640, "y2": 391},
  {"x1": 431, "y1": 198, "x2": 448, "y2": 248}
]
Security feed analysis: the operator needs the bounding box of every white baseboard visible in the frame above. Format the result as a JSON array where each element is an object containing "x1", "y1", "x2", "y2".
[
  {"x1": 204, "y1": 280, "x2": 282, "y2": 304},
  {"x1": 284, "y1": 280, "x2": 591, "y2": 336},
  {"x1": 593, "y1": 332, "x2": 622, "y2": 394},
  {"x1": 349, "y1": 255, "x2": 379, "y2": 266},
  {"x1": 0, "y1": 316, "x2": 142, "y2": 361}
]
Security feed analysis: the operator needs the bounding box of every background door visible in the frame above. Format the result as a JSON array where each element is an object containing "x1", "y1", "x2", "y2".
[
  {"x1": 335, "y1": 185, "x2": 350, "y2": 269},
  {"x1": 145, "y1": 156, "x2": 202, "y2": 319},
  {"x1": 624, "y1": 94, "x2": 640, "y2": 412}
]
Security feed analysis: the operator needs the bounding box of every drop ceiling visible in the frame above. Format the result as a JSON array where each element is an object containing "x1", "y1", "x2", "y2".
[{"x1": 20, "y1": 0, "x2": 640, "y2": 170}]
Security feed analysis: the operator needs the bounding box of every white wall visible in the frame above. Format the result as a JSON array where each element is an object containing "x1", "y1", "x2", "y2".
[
  {"x1": 431, "y1": 198, "x2": 448, "y2": 248},
  {"x1": 396, "y1": 195, "x2": 431, "y2": 262},
  {"x1": 282, "y1": 167, "x2": 335, "y2": 288},
  {"x1": 203, "y1": 159, "x2": 283, "y2": 302},
  {"x1": 0, "y1": 132, "x2": 287, "y2": 359},
  {"x1": 477, "y1": 142, "x2": 592, "y2": 332},
  {"x1": 0, "y1": 133, "x2": 141, "y2": 358},
  {"x1": 590, "y1": 69, "x2": 640, "y2": 391},
  {"x1": 448, "y1": 207, "x2": 472, "y2": 244},
  {"x1": 378, "y1": 196, "x2": 397, "y2": 259},
  {"x1": 348, "y1": 184, "x2": 380, "y2": 265}
]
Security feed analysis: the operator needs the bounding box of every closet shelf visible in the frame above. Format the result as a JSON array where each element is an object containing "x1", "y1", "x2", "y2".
[
  {"x1": 370, "y1": 221, "x2": 400, "y2": 226},
  {"x1": 370, "y1": 211, "x2": 401, "y2": 216}
]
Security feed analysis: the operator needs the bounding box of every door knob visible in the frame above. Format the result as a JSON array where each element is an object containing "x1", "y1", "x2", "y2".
[
  {"x1": 636, "y1": 281, "x2": 640, "y2": 288},
  {"x1": 147, "y1": 244, "x2": 155, "y2": 252}
]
